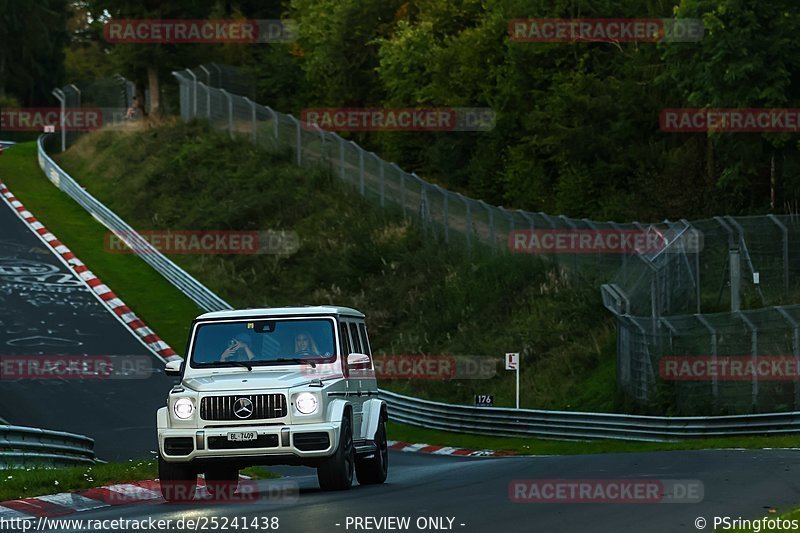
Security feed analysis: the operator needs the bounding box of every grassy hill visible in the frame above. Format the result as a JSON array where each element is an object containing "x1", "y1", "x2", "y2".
[{"x1": 44, "y1": 120, "x2": 618, "y2": 412}]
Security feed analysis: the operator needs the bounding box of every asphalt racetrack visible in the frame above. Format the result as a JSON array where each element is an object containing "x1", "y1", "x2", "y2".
[
  {"x1": 0, "y1": 192, "x2": 175, "y2": 460},
  {"x1": 40, "y1": 447, "x2": 800, "y2": 532}
]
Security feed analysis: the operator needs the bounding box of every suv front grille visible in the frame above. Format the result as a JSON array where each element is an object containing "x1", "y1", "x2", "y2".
[{"x1": 200, "y1": 394, "x2": 287, "y2": 421}]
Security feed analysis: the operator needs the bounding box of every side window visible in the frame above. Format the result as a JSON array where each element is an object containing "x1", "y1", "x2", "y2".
[
  {"x1": 339, "y1": 322, "x2": 351, "y2": 356},
  {"x1": 358, "y1": 323, "x2": 371, "y2": 356},
  {"x1": 348, "y1": 322, "x2": 362, "y2": 354}
]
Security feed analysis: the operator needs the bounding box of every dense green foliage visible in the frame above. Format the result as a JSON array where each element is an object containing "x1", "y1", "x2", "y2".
[
  {"x1": 11, "y1": 0, "x2": 800, "y2": 220},
  {"x1": 259, "y1": 0, "x2": 800, "y2": 220}
]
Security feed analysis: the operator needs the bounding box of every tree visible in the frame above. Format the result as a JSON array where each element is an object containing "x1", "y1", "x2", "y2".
[
  {"x1": 662, "y1": 0, "x2": 800, "y2": 211},
  {"x1": 0, "y1": 0, "x2": 70, "y2": 105}
]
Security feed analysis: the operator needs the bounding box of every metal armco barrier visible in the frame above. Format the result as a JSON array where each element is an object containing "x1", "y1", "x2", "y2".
[
  {"x1": 0, "y1": 425, "x2": 96, "y2": 467},
  {"x1": 378, "y1": 389, "x2": 800, "y2": 442},
  {"x1": 36, "y1": 135, "x2": 232, "y2": 313}
]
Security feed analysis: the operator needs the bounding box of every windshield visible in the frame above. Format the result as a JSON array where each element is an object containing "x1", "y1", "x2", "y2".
[{"x1": 189, "y1": 318, "x2": 336, "y2": 368}]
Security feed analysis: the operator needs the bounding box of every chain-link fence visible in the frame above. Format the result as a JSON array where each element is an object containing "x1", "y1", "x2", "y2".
[
  {"x1": 172, "y1": 64, "x2": 800, "y2": 414},
  {"x1": 51, "y1": 75, "x2": 134, "y2": 151}
]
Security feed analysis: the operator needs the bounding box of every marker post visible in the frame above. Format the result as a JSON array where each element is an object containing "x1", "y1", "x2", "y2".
[{"x1": 505, "y1": 352, "x2": 520, "y2": 409}]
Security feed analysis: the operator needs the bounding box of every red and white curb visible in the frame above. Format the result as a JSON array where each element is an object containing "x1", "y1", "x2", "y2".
[
  {"x1": 387, "y1": 440, "x2": 516, "y2": 457},
  {"x1": 0, "y1": 479, "x2": 223, "y2": 519},
  {"x1": 0, "y1": 181, "x2": 179, "y2": 363}
]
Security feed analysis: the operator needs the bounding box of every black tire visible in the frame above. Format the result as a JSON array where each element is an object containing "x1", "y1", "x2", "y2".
[
  {"x1": 317, "y1": 415, "x2": 355, "y2": 491},
  {"x1": 355, "y1": 417, "x2": 388, "y2": 485},
  {"x1": 158, "y1": 455, "x2": 197, "y2": 502},
  {"x1": 204, "y1": 467, "x2": 239, "y2": 500}
]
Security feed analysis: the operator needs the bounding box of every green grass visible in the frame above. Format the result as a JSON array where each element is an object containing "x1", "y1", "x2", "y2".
[
  {"x1": 0, "y1": 460, "x2": 278, "y2": 501},
  {"x1": 0, "y1": 141, "x2": 203, "y2": 351},
  {"x1": 52, "y1": 121, "x2": 620, "y2": 412},
  {"x1": 386, "y1": 421, "x2": 800, "y2": 455}
]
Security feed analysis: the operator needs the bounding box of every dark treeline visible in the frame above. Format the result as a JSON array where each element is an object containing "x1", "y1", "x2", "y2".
[{"x1": 4, "y1": 0, "x2": 800, "y2": 221}]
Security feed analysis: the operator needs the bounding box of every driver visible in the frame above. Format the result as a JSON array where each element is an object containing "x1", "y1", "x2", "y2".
[
  {"x1": 294, "y1": 332, "x2": 320, "y2": 356},
  {"x1": 220, "y1": 332, "x2": 256, "y2": 362}
]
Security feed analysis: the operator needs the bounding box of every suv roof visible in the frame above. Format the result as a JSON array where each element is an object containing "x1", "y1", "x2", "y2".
[{"x1": 196, "y1": 305, "x2": 365, "y2": 321}]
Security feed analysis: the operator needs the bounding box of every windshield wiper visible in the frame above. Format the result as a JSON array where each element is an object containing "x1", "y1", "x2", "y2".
[
  {"x1": 271, "y1": 358, "x2": 317, "y2": 368},
  {"x1": 198, "y1": 361, "x2": 252, "y2": 371}
]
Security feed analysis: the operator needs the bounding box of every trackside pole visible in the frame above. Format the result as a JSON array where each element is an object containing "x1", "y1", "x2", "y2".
[{"x1": 505, "y1": 352, "x2": 520, "y2": 409}]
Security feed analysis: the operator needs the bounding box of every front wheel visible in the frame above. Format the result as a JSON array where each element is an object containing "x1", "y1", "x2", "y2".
[
  {"x1": 317, "y1": 416, "x2": 354, "y2": 491},
  {"x1": 355, "y1": 417, "x2": 388, "y2": 485},
  {"x1": 158, "y1": 455, "x2": 197, "y2": 502},
  {"x1": 204, "y1": 467, "x2": 239, "y2": 500}
]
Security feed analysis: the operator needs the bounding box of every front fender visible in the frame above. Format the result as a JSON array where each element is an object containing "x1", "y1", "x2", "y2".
[
  {"x1": 361, "y1": 398, "x2": 387, "y2": 441},
  {"x1": 326, "y1": 398, "x2": 351, "y2": 424},
  {"x1": 157, "y1": 406, "x2": 168, "y2": 430}
]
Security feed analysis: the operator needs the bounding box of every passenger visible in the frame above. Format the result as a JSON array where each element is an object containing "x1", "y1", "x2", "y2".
[{"x1": 220, "y1": 333, "x2": 255, "y2": 362}]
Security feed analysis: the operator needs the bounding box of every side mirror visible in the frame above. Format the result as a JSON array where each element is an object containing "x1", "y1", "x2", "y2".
[
  {"x1": 347, "y1": 352, "x2": 371, "y2": 369},
  {"x1": 165, "y1": 359, "x2": 184, "y2": 376}
]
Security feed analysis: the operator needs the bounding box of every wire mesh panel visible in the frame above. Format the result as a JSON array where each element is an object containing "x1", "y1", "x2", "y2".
[{"x1": 170, "y1": 66, "x2": 800, "y2": 414}]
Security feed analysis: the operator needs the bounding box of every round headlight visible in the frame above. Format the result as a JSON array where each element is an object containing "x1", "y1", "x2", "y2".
[
  {"x1": 173, "y1": 398, "x2": 194, "y2": 419},
  {"x1": 295, "y1": 393, "x2": 318, "y2": 415}
]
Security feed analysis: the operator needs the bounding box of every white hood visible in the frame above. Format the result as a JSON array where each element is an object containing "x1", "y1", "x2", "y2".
[{"x1": 182, "y1": 368, "x2": 342, "y2": 392}]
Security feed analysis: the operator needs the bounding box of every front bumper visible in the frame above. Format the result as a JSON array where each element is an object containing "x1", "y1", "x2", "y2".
[{"x1": 159, "y1": 421, "x2": 340, "y2": 463}]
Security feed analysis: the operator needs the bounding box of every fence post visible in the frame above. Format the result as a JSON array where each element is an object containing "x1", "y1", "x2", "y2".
[
  {"x1": 220, "y1": 89, "x2": 233, "y2": 139},
  {"x1": 400, "y1": 172, "x2": 407, "y2": 219},
  {"x1": 51, "y1": 88, "x2": 66, "y2": 152},
  {"x1": 244, "y1": 97, "x2": 256, "y2": 144},
  {"x1": 696, "y1": 314, "x2": 719, "y2": 404},
  {"x1": 266, "y1": 106, "x2": 278, "y2": 140},
  {"x1": 356, "y1": 144, "x2": 365, "y2": 195},
  {"x1": 767, "y1": 214, "x2": 789, "y2": 293},
  {"x1": 339, "y1": 137, "x2": 346, "y2": 180},
  {"x1": 776, "y1": 306, "x2": 800, "y2": 409},
  {"x1": 289, "y1": 116, "x2": 301, "y2": 165},
  {"x1": 433, "y1": 185, "x2": 448, "y2": 244},
  {"x1": 185, "y1": 69, "x2": 197, "y2": 118},
  {"x1": 379, "y1": 158, "x2": 385, "y2": 207},
  {"x1": 200, "y1": 65, "x2": 211, "y2": 118},
  {"x1": 737, "y1": 311, "x2": 758, "y2": 409},
  {"x1": 730, "y1": 246, "x2": 741, "y2": 312},
  {"x1": 461, "y1": 194, "x2": 472, "y2": 249},
  {"x1": 389, "y1": 163, "x2": 407, "y2": 218},
  {"x1": 478, "y1": 200, "x2": 494, "y2": 247}
]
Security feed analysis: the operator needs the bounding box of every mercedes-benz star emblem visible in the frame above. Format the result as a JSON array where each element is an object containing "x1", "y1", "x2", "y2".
[{"x1": 233, "y1": 397, "x2": 254, "y2": 419}]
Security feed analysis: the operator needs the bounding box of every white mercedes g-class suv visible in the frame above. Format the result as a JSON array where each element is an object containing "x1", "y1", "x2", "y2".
[{"x1": 156, "y1": 306, "x2": 388, "y2": 500}]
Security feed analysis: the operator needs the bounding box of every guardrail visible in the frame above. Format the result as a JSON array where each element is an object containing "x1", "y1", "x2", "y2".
[
  {"x1": 36, "y1": 128, "x2": 800, "y2": 441},
  {"x1": 379, "y1": 389, "x2": 800, "y2": 442},
  {"x1": 36, "y1": 135, "x2": 232, "y2": 313},
  {"x1": 0, "y1": 425, "x2": 96, "y2": 468}
]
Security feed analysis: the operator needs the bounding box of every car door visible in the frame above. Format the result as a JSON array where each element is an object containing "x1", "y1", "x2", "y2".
[
  {"x1": 357, "y1": 321, "x2": 377, "y2": 395},
  {"x1": 346, "y1": 320, "x2": 366, "y2": 439}
]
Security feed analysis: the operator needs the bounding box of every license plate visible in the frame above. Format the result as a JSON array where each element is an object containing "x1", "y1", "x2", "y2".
[{"x1": 227, "y1": 431, "x2": 257, "y2": 442}]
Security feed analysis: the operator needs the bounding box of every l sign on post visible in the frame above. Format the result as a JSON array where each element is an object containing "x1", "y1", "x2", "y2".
[{"x1": 505, "y1": 352, "x2": 520, "y2": 409}]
